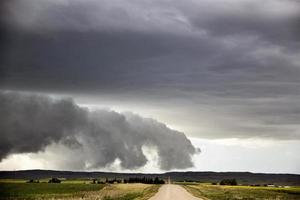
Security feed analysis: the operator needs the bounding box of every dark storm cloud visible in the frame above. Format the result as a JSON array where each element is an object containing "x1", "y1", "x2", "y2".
[
  {"x1": 1, "y1": 0, "x2": 300, "y2": 140},
  {"x1": 0, "y1": 91, "x2": 198, "y2": 170},
  {"x1": 0, "y1": 91, "x2": 86, "y2": 160},
  {"x1": 181, "y1": 0, "x2": 300, "y2": 48}
]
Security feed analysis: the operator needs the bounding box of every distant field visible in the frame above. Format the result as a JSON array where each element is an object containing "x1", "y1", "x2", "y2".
[
  {"x1": 0, "y1": 179, "x2": 160, "y2": 200},
  {"x1": 181, "y1": 183, "x2": 300, "y2": 200},
  {"x1": 0, "y1": 182, "x2": 104, "y2": 199}
]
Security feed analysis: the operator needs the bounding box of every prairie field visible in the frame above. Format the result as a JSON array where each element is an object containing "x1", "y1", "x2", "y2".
[
  {"x1": 0, "y1": 179, "x2": 160, "y2": 200},
  {"x1": 181, "y1": 183, "x2": 300, "y2": 200},
  {"x1": 1, "y1": 178, "x2": 300, "y2": 200}
]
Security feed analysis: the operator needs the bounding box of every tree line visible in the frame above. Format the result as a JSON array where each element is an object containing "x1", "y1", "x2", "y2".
[
  {"x1": 123, "y1": 177, "x2": 165, "y2": 184},
  {"x1": 94, "y1": 177, "x2": 165, "y2": 184}
]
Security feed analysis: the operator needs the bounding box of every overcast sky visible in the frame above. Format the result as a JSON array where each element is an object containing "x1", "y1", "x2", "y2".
[{"x1": 1, "y1": 0, "x2": 300, "y2": 173}]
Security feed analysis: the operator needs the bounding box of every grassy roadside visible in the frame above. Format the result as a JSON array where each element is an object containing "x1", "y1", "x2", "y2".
[
  {"x1": 181, "y1": 183, "x2": 300, "y2": 200},
  {"x1": 136, "y1": 184, "x2": 161, "y2": 200},
  {"x1": 182, "y1": 185, "x2": 210, "y2": 200}
]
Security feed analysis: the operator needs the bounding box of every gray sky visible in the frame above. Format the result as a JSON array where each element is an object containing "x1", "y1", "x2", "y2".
[{"x1": 1, "y1": 0, "x2": 300, "y2": 173}]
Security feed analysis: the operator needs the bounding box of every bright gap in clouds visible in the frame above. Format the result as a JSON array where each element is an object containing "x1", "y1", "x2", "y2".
[{"x1": 190, "y1": 138, "x2": 300, "y2": 174}]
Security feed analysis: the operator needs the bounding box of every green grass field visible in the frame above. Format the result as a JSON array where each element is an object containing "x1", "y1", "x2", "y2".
[
  {"x1": 182, "y1": 183, "x2": 300, "y2": 200},
  {"x1": 0, "y1": 180, "x2": 105, "y2": 199},
  {"x1": 0, "y1": 179, "x2": 160, "y2": 200}
]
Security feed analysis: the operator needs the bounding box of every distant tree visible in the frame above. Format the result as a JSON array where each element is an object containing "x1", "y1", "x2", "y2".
[
  {"x1": 231, "y1": 179, "x2": 237, "y2": 185},
  {"x1": 104, "y1": 178, "x2": 122, "y2": 184},
  {"x1": 220, "y1": 179, "x2": 237, "y2": 186},
  {"x1": 97, "y1": 180, "x2": 105, "y2": 184},
  {"x1": 48, "y1": 178, "x2": 61, "y2": 183},
  {"x1": 27, "y1": 179, "x2": 39, "y2": 183}
]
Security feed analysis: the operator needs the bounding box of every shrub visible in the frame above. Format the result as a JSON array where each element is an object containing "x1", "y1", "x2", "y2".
[
  {"x1": 219, "y1": 179, "x2": 237, "y2": 186},
  {"x1": 48, "y1": 178, "x2": 61, "y2": 183},
  {"x1": 26, "y1": 179, "x2": 39, "y2": 183}
]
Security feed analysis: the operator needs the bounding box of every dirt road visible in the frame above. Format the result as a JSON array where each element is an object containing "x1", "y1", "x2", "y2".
[{"x1": 149, "y1": 184, "x2": 202, "y2": 200}]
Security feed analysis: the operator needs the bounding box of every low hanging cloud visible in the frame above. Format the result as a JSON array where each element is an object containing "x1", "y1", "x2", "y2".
[{"x1": 0, "y1": 91, "x2": 199, "y2": 170}]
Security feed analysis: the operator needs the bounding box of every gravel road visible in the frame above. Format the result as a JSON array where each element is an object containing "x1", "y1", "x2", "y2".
[{"x1": 149, "y1": 184, "x2": 202, "y2": 200}]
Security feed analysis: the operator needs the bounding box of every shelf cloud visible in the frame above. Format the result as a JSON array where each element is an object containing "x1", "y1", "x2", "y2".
[{"x1": 0, "y1": 91, "x2": 199, "y2": 170}]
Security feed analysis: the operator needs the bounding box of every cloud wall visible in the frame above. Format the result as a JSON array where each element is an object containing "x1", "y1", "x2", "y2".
[{"x1": 0, "y1": 91, "x2": 198, "y2": 170}]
